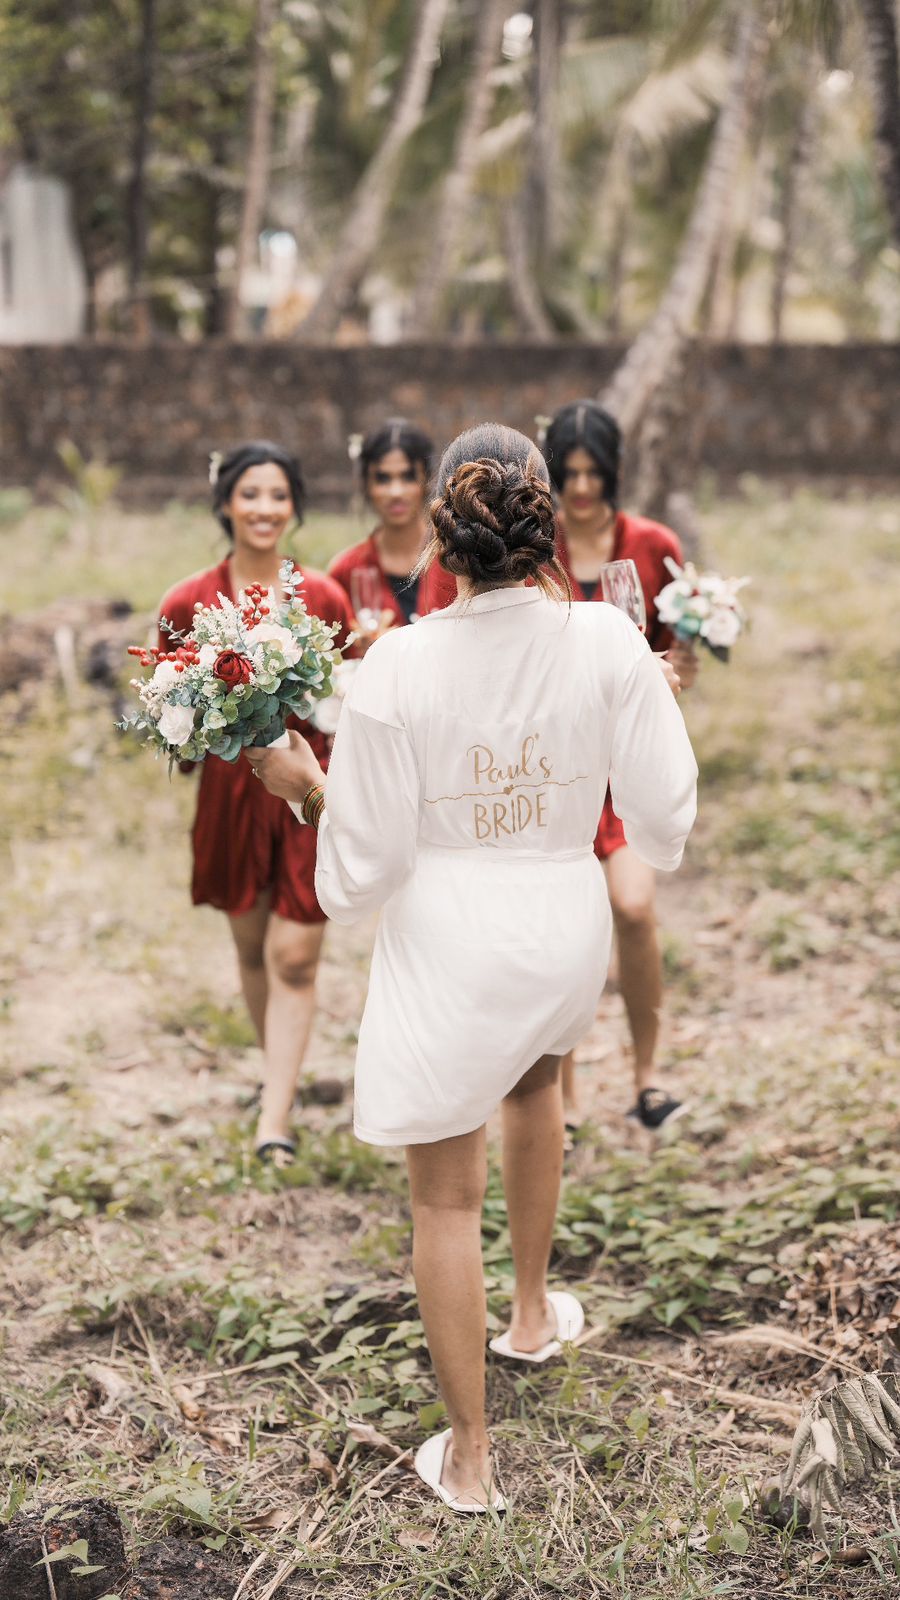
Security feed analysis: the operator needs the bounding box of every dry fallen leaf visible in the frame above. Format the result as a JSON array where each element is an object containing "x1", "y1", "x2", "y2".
[
  {"x1": 83, "y1": 1362, "x2": 133, "y2": 1416},
  {"x1": 201, "y1": 1424, "x2": 240, "y2": 1455},
  {"x1": 309, "y1": 1447, "x2": 341, "y2": 1487},
  {"x1": 398, "y1": 1525, "x2": 438, "y2": 1550},
  {"x1": 346, "y1": 1422, "x2": 418, "y2": 1473},
  {"x1": 832, "y1": 1547, "x2": 872, "y2": 1567},
  {"x1": 736, "y1": 1431, "x2": 791, "y2": 1454},
  {"x1": 709, "y1": 1408, "x2": 736, "y2": 1439},
  {"x1": 346, "y1": 1422, "x2": 398, "y2": 1459},
  {"x1": 171, "y1": 1382, "x2": 203, "y2": 1421},
  {"x1": 245, "y1": 1505, "x2": 296, "y2": 1533}
]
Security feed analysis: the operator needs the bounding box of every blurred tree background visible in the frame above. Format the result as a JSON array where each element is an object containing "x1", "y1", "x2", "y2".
[{"x1": 2, "y1": 0, "x2": 898, "y2": 349}]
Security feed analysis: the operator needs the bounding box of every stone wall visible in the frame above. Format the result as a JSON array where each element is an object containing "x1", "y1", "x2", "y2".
[{"x1": 1, "y1": 340, "x2": 898, "y2": 504}]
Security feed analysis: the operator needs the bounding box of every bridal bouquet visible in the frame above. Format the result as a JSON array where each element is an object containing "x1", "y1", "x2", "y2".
[
  {"x1": 121, "y1": 560, "x2": 342, "y2": 763},
  {"x1": 656, "y1": 557, "x2": 750, "y2": 662}
]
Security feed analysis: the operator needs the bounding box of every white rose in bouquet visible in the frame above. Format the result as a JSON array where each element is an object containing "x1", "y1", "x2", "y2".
[
  {"x1": 151, "y1": 658, "x2": 180, "y2": 690},
  {"x1": 157, "y1": 702, "x2": 197, "y2": 747},
  {"x1": 700, "y1": 608, "x2": 742, "y2": 650},
  {"x1": 246, "y1": 621, "x2": 302, "y2": 666}
]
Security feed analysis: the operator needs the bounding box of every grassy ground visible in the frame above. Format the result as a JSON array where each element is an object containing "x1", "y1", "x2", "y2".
[{"x1": 1, "y1": 484, "x2": 899, "y2": 1598}]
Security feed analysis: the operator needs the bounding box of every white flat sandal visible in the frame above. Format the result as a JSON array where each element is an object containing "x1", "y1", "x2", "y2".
[
  {"x1": 488, "y1": 1289, "x2": 584, "y2": 1364},
  {"x1": 414, "y1": 1427, "x2": 506, "y2": 1515}
]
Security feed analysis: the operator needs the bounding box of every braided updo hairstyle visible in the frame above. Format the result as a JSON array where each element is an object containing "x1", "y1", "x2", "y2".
[{"x1": 423, "y1": 424, "x2": 570, "y2": 599}]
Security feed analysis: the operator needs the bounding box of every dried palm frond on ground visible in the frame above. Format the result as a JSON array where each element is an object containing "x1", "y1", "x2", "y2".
[{"x1": 778, "y1": 1372, "x2": 900, "y2": 1541}]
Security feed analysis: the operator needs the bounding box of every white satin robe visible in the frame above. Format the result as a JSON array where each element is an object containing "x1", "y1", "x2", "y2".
[{"x1": 315, "y1": 587, "x2": 698, "y2": 1146}]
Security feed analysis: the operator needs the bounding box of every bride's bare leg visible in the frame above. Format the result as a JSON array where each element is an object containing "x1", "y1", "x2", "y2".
[
  {"x1": 501, "y1": 1054, "x2": 564, "y2": 1352},
  {"x1": 560, "y1": 1049, "x2": 578, "y2": 1119},
  {"x1": 406, "y1": 1127, "x2": 493, "y2": 1507}
]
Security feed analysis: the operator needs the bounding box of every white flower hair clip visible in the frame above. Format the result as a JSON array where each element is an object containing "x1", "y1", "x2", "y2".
[
  {"x1": 208, "y1": 450, "x2": 223, "y2": 487},
  {"x1": 347, "y1": 433, "x2": 364, "y2": 463}
]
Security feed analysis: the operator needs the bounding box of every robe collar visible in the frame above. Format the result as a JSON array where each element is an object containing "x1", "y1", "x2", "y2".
[{"x1": 425, "y1": 585, "x2": 545, "y2": 620}]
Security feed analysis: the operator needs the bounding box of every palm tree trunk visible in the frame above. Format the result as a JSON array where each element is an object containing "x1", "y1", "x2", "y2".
[
  {"x1": 626, "y1": 337, "x2": 705, "y2": 551},
  {"x1": 200, "y1": 136, "x2": 229, "y2": 336},
  {"x1": 858, "y1": 0, "x2": 900, "y2": 249},
  {"x1": 409, "y1": 0, "x2": 511, "y2": 335},
  {"x1": 771, "y1": 79, "x2": 815, "y2": 342},
  {"x1": 126, "y1": 0, "x2": 156, "y2": 342},
  {"x1": 299, "y1": 0, "x2": 451, "y2": 340},
  {"x1": 709, "y1": 88, "x2": 768, "y2": 339},
  {"x1": 601, "y1": 2, "x2": 770, "y2": 435},
  {"x1": 528, "y1": 0, "x2": 564, "y2": 276},
  {"x1": 503, "y1": 202, "x2": 554, "y2": 338},
  {"x1": 599, "y1": 124, "x2": 636, "y2": 336},
  {"x1": 227, "y1": 0, "x2": 278, "y2": 338},
  {"x1": 605, "y1": 202, "x2": 629, "y2": 335}
]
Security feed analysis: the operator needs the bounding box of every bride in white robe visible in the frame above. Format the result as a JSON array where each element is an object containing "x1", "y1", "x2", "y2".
[{"x1": 248, "y1": 424, "x2": 697, "y2": 1515}]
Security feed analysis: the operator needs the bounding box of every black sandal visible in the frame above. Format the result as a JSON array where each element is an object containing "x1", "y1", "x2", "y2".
[{"x1": 255, "y1": 1138, "x2": 297, "y2": 1166}]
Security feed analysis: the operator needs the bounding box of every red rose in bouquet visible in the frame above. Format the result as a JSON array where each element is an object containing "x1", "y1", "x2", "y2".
[{"x1": 213, "y1": 649, "x2": 253, "y2": 689}]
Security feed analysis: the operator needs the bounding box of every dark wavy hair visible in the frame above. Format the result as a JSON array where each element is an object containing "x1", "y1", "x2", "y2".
[
  {"x1": 420, "y1": 423, "x2": 570, "y2": 598},
  {"x1": 543, "y1": 400, "x2": 621, "y2": 506},
  {"x1": 211, "y1": 441, "x2": 305, "y2": 541},
  {"x1": 359, "y1": 417, "x2": 434, "y2": 484}
]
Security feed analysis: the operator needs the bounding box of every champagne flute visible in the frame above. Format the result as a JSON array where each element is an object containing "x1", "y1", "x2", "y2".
[
  {"x1": 350, "y1": 565, "x2": 383, "y2": 639},
  {"x1": 599, "y1": 558, "x2": 646, "y2": 634}
]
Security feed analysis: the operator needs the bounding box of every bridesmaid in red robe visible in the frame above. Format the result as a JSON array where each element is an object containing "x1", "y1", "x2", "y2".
[
  {"x1": 329, "y1": 419, "x2": 455, "y2": 638},
  {"x1": 543, "y1": 401, "x2": 698, "y2": 1132},
  {"x1": 158, "y1": 442, "x2": 353, "y2": 1163}
]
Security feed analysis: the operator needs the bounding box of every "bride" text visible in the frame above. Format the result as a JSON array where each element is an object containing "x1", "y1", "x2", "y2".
[{"x1": 468, "y1": 733, "x2": 551, "y2": 842}]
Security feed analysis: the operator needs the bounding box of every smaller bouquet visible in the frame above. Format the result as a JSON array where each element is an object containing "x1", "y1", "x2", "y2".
[
  {"x1": 121, "y1": 560, "x2": 342, "y2": 763},
  {"x1": 656, "y1": 557, "x2": 750, "y2": 662}
]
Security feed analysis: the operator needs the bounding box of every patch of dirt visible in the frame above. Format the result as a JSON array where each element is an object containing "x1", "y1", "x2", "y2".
[
  {"x1": 123, "y1": 1537, "x2": 239, "y2": 1600},
  {"x1": 0, "y1": 1498, "x2": 127, "y2": 1600}
]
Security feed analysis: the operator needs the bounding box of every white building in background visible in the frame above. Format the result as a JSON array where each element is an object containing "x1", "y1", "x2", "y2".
[{"x1": 0, "y1": 164, "x2": 87, "y2": 342}]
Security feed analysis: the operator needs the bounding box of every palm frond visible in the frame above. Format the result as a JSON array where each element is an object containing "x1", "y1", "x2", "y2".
[
  {"x1": 780, "y1": 1371, "x2": 900, "y2": 1541},
  {"x1": 651, "y1": 0, "x2": 731, "y2": 69},
  {"x1": 559, "y1": 36, "x2": 650, "y2": 131},
  {"x1": 618, "y1": 46, "x2": 729, "y2": 152}
]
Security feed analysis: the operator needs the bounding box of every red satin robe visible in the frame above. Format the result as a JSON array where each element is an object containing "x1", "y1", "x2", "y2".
[
  {"x1": 328, "y1": 531, "x2": 426, "y2": 627},
  {"x1": 417, "y1": 557, "x2": 459, "y2": 617},
  {"x1": 157, "y1": 556, "x2": 353, "y2": 923},
  {"x1": 557, "y1": 512, "x2": 683, "y2": 859}
]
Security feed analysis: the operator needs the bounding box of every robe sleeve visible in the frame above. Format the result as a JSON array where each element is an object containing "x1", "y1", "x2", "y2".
[
  {"x1": 314, "y1": 633, "x2": 419, "y2": 923},
  {"x1": 607, "y1": 621, "x2": 698, "y2": 872}
]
